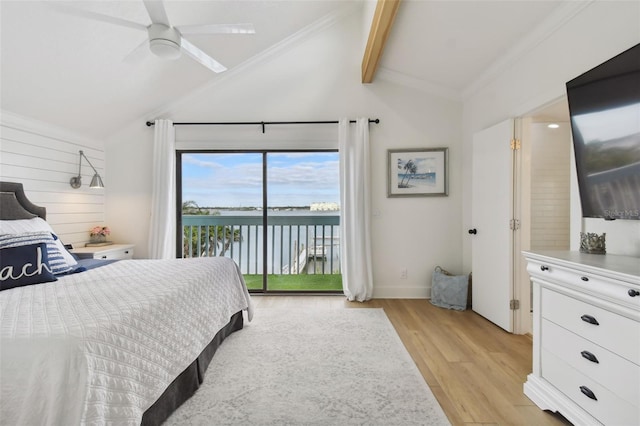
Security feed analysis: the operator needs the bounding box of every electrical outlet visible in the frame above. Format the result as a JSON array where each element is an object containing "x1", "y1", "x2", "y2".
[{"x1": 400, "y1": 268, "x2": 408, "y2": 279}]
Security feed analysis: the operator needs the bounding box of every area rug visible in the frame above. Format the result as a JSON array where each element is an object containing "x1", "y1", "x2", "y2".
[{"x1": 165, "y1": 308, "x2": 450, "y2": 425}]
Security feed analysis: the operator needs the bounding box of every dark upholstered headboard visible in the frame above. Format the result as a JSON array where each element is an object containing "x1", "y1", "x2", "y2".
[{"x1": 0, "y1": 182, "x2": 46, "y2": 220}]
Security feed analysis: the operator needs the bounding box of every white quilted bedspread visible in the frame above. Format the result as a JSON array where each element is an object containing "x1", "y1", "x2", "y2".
[{"x1": 0, "y1": 257, "x2": 253, "y2": 425}]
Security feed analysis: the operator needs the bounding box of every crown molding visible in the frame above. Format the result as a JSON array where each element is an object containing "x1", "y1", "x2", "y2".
[
  {"x1": 461, "y1": 0, "x2": 594, "y2": 100},
  {"x1": 375, "y1": 67, "x2": 461, "y2": 101}
]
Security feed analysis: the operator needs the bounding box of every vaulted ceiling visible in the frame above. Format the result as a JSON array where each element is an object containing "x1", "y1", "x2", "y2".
[{"x1": 1, "y1": 0, "x2": 568, "y2": 141}]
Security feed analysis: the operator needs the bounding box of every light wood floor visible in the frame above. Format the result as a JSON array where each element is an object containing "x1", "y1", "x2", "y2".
[{"x1": 252, "y1": 296, "x2": 572, "y2": 426}]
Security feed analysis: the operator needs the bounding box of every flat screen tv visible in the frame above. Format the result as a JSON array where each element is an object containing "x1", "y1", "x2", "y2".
[{"x1": 566, "y1": 43, "x2": 640, "y2": 220}]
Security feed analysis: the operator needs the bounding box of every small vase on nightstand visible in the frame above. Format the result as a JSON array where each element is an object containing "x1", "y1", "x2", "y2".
[{"x1": 90, "y1": 235, "x2": 107, "y2": 244}]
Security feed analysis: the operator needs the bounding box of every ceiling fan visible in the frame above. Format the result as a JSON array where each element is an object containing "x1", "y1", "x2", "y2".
[{"x1": 51, "y1": 0, "x2": 255, "y2": 73}]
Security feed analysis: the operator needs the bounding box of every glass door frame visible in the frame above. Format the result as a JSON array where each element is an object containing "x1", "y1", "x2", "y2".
[{"x1": 176, "y1": 149, "x2": 342, "y2": 294}]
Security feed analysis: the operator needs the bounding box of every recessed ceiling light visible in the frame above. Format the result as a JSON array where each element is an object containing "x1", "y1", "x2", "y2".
[{"x1": 547, "y1": 123, "x2": 560, "y2": 129}]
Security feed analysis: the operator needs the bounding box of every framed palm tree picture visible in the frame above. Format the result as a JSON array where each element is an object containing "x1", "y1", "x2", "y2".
[{"x1": 387, "y1": 148, "x2": 448, "y2": 197}]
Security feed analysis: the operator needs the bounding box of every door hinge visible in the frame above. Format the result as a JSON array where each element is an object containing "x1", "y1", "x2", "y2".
[
  {"x1": 509, "y1": 219, "x2": 520, "y2": 230},
  {"x1": 510, "y1": 138, "x2": 521, "y2": 150},
  {"x1": 510, "y1": 299, "x2": 520, "y2": 310}
]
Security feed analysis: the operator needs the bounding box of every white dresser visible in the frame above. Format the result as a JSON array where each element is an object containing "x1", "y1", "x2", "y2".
[
  {"x1": 71, "y1": 244, "x2": 135, "y2": 260},
  {"x1": 522, "y1": 251, "x2": 640, "y2": 425}
]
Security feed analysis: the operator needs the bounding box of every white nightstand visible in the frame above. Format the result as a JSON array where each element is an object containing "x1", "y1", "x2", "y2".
[{"x1": 71, "y1": 244, "x2": 135, "y2": 260}]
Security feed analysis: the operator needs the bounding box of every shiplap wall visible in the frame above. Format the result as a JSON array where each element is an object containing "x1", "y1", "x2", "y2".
[
  {"x1": 0, "y1": 111, "x2": 106, "y2": 247},
  {"x1": 530, "y1": 123, "x2": 571, "y2": 250}
]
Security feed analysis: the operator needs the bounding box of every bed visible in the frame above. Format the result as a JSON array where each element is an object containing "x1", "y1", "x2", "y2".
[{"x1": 0, "y1": 182, "x2": 253, "y2": 425}]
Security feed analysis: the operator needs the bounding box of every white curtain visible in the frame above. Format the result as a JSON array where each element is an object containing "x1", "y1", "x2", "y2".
[
  {"x1": 148, "y1": 119, "x2": 176, "y2": 259},
  {"x1": 339, "y1": 118, "x2": 373, "y2": 301}
]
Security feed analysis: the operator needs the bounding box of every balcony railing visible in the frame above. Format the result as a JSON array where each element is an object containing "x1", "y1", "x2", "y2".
[{"x1": 181, "y1": 214, "x2": 341, "y2": 276}]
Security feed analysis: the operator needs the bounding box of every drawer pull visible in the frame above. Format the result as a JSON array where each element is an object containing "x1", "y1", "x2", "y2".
[
  {"x1": 580, "y1": 350, "x2": 599, "y2": 363},
  {"x1": 540, "y1": 265, "x2": 549, "y2": 271},
  {"x1": 629, "y1": 289, "x2": 640, "y2": 297},
  {"x1": 101, "y1": 256, "x2": 107, "y2": 259},
  {"x1": 580, "y1": 314, "x2": 599, "y2": 326},
  {"x1": 581, "y1": 276, "x2": 589, "y2": 282},
  {"x1": 579, "y1": 386, "x2": 597, "y2": 401},
  {"x1": 125, "y1": 251, "x2": 130, "y2": 254}
]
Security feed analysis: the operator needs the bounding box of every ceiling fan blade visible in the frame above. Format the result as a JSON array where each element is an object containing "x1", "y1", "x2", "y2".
[
  {"x1": 177, "y1": 23, "x2": 256, "y2": 35},
  {"x1": 180, "y1": 38, "x2": 227, "y2": 73},
  {"x1": 123, "y1": 38, "x2": 151, "y2": 64},
  {"x1": 143, "y1": 0, "x2": 171, "y2": 26},
  {"x1": 47, "y1": 3, "x2": 146, "y2": 31}
]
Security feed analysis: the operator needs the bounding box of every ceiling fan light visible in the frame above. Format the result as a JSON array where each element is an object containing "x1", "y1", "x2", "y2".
[{"x1": 149, "y1": 38, "x2": 181, "y2": 60}]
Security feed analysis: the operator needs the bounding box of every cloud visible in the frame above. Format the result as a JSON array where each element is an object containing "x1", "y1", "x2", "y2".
[
  {"x1": 182, "y1": 155, "x2": 225, "y2": 170},
  {"x1": 181, "y1": 153, "x2": 339, "y2": 207}
]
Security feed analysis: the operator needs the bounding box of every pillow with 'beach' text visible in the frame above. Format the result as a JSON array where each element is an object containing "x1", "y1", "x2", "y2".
[{"x1": 0, "y1": 233, "x2": 58, "y2": 291}]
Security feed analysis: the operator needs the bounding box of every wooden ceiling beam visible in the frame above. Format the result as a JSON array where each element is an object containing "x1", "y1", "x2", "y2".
[{"x1": 361, "y1": 0, "x2": 401, "y2": 84}]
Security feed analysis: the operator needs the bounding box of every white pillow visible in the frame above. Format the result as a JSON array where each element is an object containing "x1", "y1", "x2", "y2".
[{"x1": 0, "y1": 218, "x2": 78, "y2": 267}]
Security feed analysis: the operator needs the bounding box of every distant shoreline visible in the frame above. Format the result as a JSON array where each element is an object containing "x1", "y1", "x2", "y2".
[
  {"x1": 200, "y1": 204, "x2": 340, "y2": 212},
  {"x1": 207, "y1": 206, "x2": 310, "y2": 211}
]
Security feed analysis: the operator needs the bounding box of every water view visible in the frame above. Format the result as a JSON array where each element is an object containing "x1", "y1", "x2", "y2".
[
  {"x1": 180, "y1": 151, "x2": 342, "y2": 292},
  {"x1": 219, "y1": 209, "x2": 340, "y2": 275}
]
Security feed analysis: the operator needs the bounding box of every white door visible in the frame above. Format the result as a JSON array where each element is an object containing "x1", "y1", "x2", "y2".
[{"x1": 471, "y1": 119, "x2": 516, "y2": 332}]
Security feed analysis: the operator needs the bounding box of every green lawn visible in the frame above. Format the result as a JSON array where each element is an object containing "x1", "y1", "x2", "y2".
[{"x1": 244, "y1": 274, "x2": 342, "y2": 291}]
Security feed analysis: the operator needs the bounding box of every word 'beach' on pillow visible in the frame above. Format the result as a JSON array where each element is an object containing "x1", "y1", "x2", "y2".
[{"x1": 0, "y1": 234, "x2": 57, "y2": 291}]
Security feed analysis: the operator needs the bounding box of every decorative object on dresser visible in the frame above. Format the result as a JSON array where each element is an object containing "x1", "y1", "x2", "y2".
[
  {"x1": 71, "y1": 243, "x2": 134, "y2": 260},
  {"x1": 522, "y1": 250, "x2": 639, "y2": 426},
  {"x1": 579, "y1": 232, "x2": 606, "y2": 255}
]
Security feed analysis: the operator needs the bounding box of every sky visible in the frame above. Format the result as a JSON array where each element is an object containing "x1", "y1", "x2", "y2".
[{"x1": 182, "y1": 152, "x2": 340, "y2": 208}]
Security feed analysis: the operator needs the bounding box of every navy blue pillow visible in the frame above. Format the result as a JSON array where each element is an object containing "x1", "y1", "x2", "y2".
[
  {"x1": 0, "y1": 242, "x2": 58, "y2": 291},
  {"x1": 0, "y1": 232, "x2": 74, "y2": 275}
]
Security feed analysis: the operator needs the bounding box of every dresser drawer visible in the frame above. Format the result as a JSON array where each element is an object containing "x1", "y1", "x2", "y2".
[
  {"x1": 542, "y1": 349, "x2": 639, "y2": 426},
  {"x1": 528, "y1": 256, "x2": 640, "y2": 309},
  {"x1": 542, "y1": 319, "x2": 639, "y2": 405},
  {"x1": 72, "y1": 244, "x2": 135, "y2": 261},
  {"x1": 524, "y1": 251, "x2": 640, "y2": 426},
  {"x1": 542, "y1": 288, "x2": 640, "y2": 364},
  {"x1": 93, "y1": 247, "x2": 133, "y2": 260}
]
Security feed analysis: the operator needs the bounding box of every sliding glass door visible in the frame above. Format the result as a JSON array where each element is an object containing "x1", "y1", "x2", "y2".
[
  {"x1": 179, "y1": 152, "x2": 264, "y2": 282},
  {"x1": 178, "y1": 150, "x2": 341, "y2": 293},
  {"x1": 265, "y1": 152, "x2": 342, "y2": 291}
]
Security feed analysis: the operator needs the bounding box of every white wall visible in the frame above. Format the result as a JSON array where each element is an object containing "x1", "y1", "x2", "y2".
[
  {"x1": 530, "y1": 122, "x2": 571, "y2": 251},
  {"x1": 0, "y1": 111, "x2": 106, "y2": 246},
  {"x1": 106, "y1": 7, "x2": 463, "y2": 298},
  {"x1": 462, "y1": 0, "x2": 640, "y2": 269}
]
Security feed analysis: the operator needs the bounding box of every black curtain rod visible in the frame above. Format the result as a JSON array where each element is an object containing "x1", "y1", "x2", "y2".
[{"x1": 145, "y1": 118, "x2": 380, "y2": 134}]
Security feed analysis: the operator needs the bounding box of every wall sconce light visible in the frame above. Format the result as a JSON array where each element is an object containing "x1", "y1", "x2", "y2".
[{"x1": 70, "y1": 150, "x2": 104, "y2": 189}]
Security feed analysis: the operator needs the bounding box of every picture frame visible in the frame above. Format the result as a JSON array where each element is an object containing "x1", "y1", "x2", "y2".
[{"x1": 387, "y1": 148, "x2": 448, "y2": 197}]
